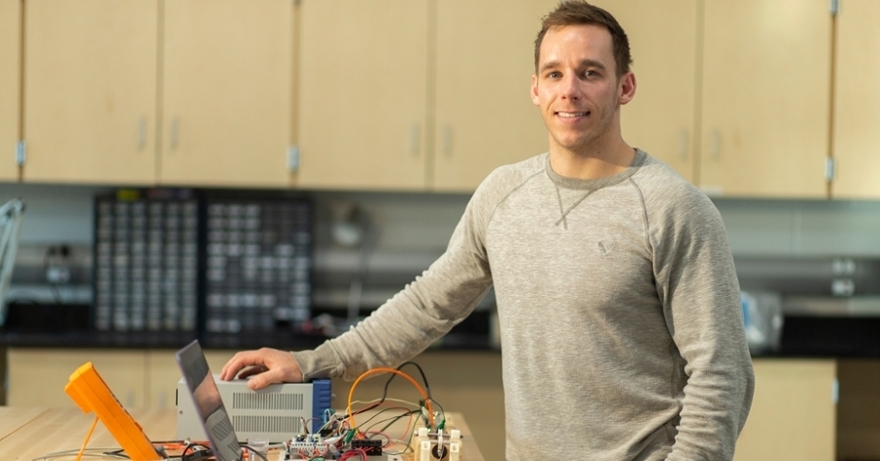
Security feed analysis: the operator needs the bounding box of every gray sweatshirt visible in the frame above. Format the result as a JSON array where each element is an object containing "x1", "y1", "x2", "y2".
[{"x1": 294, "y1": 150, "x2": 755, "y2": 461}]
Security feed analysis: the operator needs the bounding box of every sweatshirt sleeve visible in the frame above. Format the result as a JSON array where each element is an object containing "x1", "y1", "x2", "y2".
[
  {"x1": 650, "y1": 189, "x2": 756, "y2": 461},
  {"x1": 293, "y1": 181, "x2": 496, "y2": 382}
]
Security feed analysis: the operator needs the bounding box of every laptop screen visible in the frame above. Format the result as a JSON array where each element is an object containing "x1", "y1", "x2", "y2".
[{"x1": 175, "y1": 340, "x2": 242, "y2": 461}]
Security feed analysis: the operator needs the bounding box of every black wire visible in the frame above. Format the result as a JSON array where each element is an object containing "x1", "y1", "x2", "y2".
[
  {"x1": 181, "y1": 442, "x2": 212, "y2": 458},
  {"x1": 393, "y1": 362, "x2": 433, "y2": 400},
  {"x1": 358, "y1": 405, "x2": 416, "y2": 432},
  {"x1": 353, "y1": 361, "x2": 434, "y2": 417},
  {"x1": 346, "y1": 373, "x2": 404, "y2": 417},
  {"x1": 100, "y1": 449, "x2": 131, "y2": 459},
  {"x1": 353, "y1": 362, "x2": 433, "y2": 413},
  {"x1": 342, "y1": 361, "x2": 441, "y2": 440},
  {"x1": 373, "y1": 409, "x2": 421, "y2": 434}
]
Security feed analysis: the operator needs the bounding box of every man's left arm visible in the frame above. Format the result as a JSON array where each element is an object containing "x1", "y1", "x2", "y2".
[{"x1": 653, "y1": 195, "x2": 756, "y2": 461}]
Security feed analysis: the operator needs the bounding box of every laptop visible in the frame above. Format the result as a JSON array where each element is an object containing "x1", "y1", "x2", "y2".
[{"x1": 175, "y1": 339, "x2": 242, "y2": 461}]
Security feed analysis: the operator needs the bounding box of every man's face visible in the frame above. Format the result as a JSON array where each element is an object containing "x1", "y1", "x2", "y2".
[{"x1": 531, "y1": 24, "x2": 634, "y2": 155}]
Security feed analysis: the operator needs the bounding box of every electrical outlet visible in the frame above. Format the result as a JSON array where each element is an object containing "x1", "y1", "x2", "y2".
[
  {"x1": 46, "y1": 265, "x2": 71, "y2": 284},
  {"x1": 45, "y1": 244, "x2": 73, "y2": 284}
]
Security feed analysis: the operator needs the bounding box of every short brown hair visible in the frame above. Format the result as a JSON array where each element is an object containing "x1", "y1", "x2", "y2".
[{"x1": 534, "y1": 1, "x2": 632, "y2": 78}]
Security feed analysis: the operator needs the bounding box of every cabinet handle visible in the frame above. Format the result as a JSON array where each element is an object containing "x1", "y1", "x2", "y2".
[
  {"x1": 710, "y1": 129, "x2": 720, "y2": 160},
  {"x1": 678, "y1": 128, "x2": 688, "y2": 160},
  {"x1": 138, "y1": 117, "x2": 147, "y2": 150},
  {"x1": 442, "y1": 125, "x2": 453, "y2": 157},
  {"x1": 410, "y1": 124, "x2": 421, "y2": 156},
  {"x1": 170, "y1": 117, "x2": 180, "y2": 150}
]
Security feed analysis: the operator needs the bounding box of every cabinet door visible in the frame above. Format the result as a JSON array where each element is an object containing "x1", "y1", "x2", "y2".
[
  {"x1": 0, "y1": 0, "x2": 20, "y2": 181},
  {"x1": 22, "y1": 0, "x2": 158, "y2": 184},
  {"x1": 700, "y1": 0, "x2": 831, "y2": 198},
  {"x1": 836, "y1": 359, "x2": 880, "y2": 460},
  {"x1": 592, "y1": 0, "x2": 698, "y2": 183},
  {"x1": 433, "y1": 0, "x2": 554, "y2": 193},
  {"x1": 734, "y1": 359, "x2": 836, "y2": 461},
  {"x1": 297, "y1": 0, "x2": 428, "y2": 191},
  {"x1": 831, "y1": 0, "x2": 880, "y2": 198},
  {"x1": 160, "y1": 0, "x2": 294, "y2": 188},
  {"x1": 7, "y1": 348, "x2": 148, "y2": 408},
  {"x1": 147, "y1": 349, "x2": 234, "y2": 409}
]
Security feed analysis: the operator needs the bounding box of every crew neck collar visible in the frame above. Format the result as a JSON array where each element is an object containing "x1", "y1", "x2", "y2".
[{"x1": 545, "y1": 149, "x2": 646, "y2": 190}]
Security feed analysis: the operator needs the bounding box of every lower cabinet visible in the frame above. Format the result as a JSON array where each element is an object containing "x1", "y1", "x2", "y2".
[
  {"x1": 6, "y1": 348, "x2": 149, "y2": 408},
  {"x1": 8, "y1": 350, "x2": 878, "y2": 461},
  {"x1": 5, "y1": 347, "x2": 506, "y2": 461},
  {"x1": 836, "y1": 359, "x2": 880, "y2": 461},
  {"x1": 147, "y1": 349, "x2": 236, "y2": 410},
  {"x1": 734, "y1": 359, "x2": 837, "y2": 461},
  {"x1": 5, "y1": 348, "x2": 235, "y2": 409},
  {"x1": 735, "y1": 358, "x2": 880, "y2": 461}
]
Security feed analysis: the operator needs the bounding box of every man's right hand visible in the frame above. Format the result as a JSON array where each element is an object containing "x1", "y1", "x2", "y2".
[{"x1": 219, "y1": 347, "x2": 304, "y2": 390}]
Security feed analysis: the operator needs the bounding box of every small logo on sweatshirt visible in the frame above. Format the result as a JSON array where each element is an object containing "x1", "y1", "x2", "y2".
[{"x1": 598, "y1": 241, "x2": 614, "y2": 255}]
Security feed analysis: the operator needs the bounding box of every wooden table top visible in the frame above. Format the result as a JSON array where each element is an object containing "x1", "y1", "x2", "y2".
[{"x1": 0, "y1": 407, "x2": 485, "y2": 461}]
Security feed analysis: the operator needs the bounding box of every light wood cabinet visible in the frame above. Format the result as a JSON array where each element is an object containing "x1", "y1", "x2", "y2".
[
  {"x1": 20, "y1": 0, "x2": 294, "y2": 187},
  {"x1": 9, "y1": 0, "x2": 880, "y2": 197},
  {"x1": 432, "y1": 0, "x2": 554, "y2": 192},
  {"x1": 735, "y1": 358, "x2": 880, "y2": 461},
  {"x1": 700, "y1": 0, "x2": 832, "y2": 198},
  {"x1": 837, "y1": 359, "x2": 880, "y2": 460},
  {"x1": 591, "y1": 0, "x2": 699, "y2": 183},
  {"x1": 22, "y1": 0, "x2": 158, "y2": 185},
  {"x1": 0, "y1": 0, "x2": 21, "y2": 181},
  {"x1": 831, "y1": 0, "x2": 880, "y2": 199},
  {"x1": 159, "y1": 0, "x2": 294, "y2": 188},
  {"x1": 7, "y1": 348, "x2": 148, "y2": 408},
  {"x1": 734, "y1": 359, "x2": 837, "y2": 461},
  {"x1": 300, "y1": 0, "x2": 698, "y2": 193},
  {"x1": 296, "y1": 0, "x2": 429, "y2": 191},
  {"x1": 6, "y1": 348, "x2": 237, "y2": 410},
  {"x1": 147, "y1": 349, "x2": 235, "y2": 410}
]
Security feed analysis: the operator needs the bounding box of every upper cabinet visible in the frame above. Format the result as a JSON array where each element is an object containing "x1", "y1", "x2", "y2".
[
  {"x1": 7, "y1": 0, "x2": 880, "y2": 197},
  {"x1": 23, "y1": 0, "x2": 159, "y2": 185},
  {"x1": 699, "y1": 0, "x2": 832, "y2": 198},
  {"x1": 20, "y1": 0, "x2": 294, "y2": 187},
  {"x1": 592, "y1": 0, "x2": 699, "y2": 183},
  {"x1": 160, "y1": 0, "x2": 294, "y2": 188},
  {"x1": 832, "y1": 0, "x2": 880, "y2": 199},
  {"x1": 0, "y1": 0, "x2": 21, "y2": 181},
  {"x1": 296, "y1": 0, "x2": 429, "y2": 191},
  {"x1": 432, "y1": 0, "x2": 554, "y2": 192}
]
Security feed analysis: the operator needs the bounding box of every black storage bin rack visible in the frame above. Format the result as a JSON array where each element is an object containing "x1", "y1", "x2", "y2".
[
  {"x1": 93, "y1": 189, "x2": 200, "y2": 337},
  {"x1": 201, "y1": 195, "x2": 313, "y2": 346},
  {"x1": 92, "y1": 189, "x2": 313, "y2": 347}
]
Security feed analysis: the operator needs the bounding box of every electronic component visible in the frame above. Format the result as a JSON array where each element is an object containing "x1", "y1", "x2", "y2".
[
  {"x1": 280, "y1": 434, "x2": 338, "y2": 460},
  {"x1": 177, "y1": 376, "x2": 331, "y2": 443},
  {"x1": 412, "y1": 427, "x2": 462, "y2": 461},
  {"x1": 274, "y1": 362, "x2": 445, "y2": 461},
  {"x1": 65, "y1": 362, "x2": 162, "y2": 461},
  {"x1": 351, "y1": 439, "x2": 383, "y2": 455}
]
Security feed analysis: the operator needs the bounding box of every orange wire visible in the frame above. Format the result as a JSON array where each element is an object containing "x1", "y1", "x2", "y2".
[
  {"x1": 73, "y1": 415, "x2": 100, "y2": 461},
  {"x1": 346, "y1": 367, "x2": 435, "y2": 432}
]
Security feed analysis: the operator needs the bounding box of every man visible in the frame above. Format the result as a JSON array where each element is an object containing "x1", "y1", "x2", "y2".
[{"x1": 221, "y1": 2, "x2": 755, "y2": 459}]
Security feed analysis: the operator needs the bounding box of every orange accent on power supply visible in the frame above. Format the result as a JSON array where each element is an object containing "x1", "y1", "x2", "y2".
[{"x1": 64, "y1": 362, "x2": 162, "y2": 461}]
